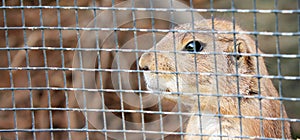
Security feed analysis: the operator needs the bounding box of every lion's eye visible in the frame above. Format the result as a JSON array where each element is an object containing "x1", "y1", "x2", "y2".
[{"x1": 184, "y1": 41, "x2": 203, "y2": 52}]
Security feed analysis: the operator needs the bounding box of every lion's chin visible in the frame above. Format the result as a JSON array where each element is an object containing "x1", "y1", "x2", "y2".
[
  {"x1": 143, "y1": 73, "x2": 175, "y2": 93},
  {"x1": 146, "y1": 84, "x2": 171, "y2": 92}
]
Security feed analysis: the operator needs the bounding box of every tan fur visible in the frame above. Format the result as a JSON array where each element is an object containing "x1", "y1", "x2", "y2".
[{"x1": 139, "y1": 19, "x2": 291, "y2": 139}]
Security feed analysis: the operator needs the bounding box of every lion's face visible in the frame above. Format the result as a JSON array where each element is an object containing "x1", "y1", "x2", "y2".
[
  {"x1": 139, "y1": 20, "x2": 259, "y2": 101},
  {"x1": 139, "y1": 28, "x2": 225, "y2": 96}
]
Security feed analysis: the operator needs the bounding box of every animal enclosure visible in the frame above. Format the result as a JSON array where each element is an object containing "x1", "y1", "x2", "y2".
[{"x1": 0, "y1": 0, "x2": 299, "y2": 139}]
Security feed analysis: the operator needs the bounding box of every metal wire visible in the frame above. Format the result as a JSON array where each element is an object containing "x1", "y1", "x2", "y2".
[{"x1": 0, "y1": 0, "x2": 299, "y2": 140}]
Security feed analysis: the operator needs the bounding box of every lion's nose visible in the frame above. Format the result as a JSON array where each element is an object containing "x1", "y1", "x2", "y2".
[
  {"x1": 139, "y1": 53, "x2": 152, "y2": 71},
  {"x1": 140, "y1": 65, "x2": 149, "y2": 71}
]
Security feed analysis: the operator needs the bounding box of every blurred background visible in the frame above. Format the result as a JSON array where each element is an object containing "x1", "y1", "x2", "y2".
[{"x1": 0, "y1": 0, "x2": 299, "y2": 139}]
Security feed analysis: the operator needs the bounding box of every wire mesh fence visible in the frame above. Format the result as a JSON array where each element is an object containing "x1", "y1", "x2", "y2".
[{"x1": 0, "y1": 0, "x2": 299, "y2": 140}]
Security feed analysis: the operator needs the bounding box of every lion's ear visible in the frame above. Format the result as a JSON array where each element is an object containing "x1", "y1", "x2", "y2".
[
  {"x1": 225, "y1": 39, "x2": 249, "y2": 62},
  {"x1": 225, "y1": 38, "x2": 259, "y2": 95}
]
